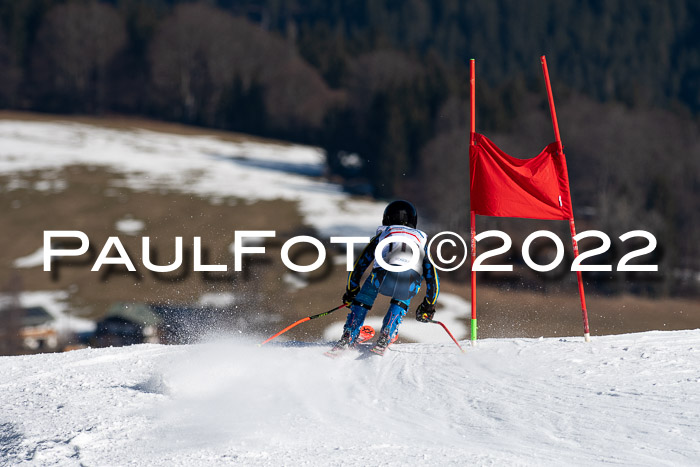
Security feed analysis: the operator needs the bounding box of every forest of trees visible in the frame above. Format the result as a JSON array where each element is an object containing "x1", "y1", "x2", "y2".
[{"x1": 0, "y1": 0, "x2": 698, "y2": 295}]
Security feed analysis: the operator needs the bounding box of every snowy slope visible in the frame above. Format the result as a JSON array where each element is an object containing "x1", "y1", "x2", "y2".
[{"x1": 2, "y1": 330, "x2": 699, "y2": 466}]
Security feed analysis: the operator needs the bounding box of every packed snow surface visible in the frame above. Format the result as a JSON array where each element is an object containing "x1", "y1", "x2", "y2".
[{"x1": 1, "y1": 330, "x2": 699, "y2": 466}]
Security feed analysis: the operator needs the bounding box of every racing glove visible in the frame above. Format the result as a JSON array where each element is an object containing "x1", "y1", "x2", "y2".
[
  {"x1": 342, "y1": 286, "x2": 360, "y2": 306},
  {"x1": 416, "y1": 298, "x2": 436, "y2": 322}
]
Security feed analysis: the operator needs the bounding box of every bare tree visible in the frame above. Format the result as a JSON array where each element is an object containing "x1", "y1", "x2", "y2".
[
  {"x1": 344, "y1": 49, "x2": 422, "y2": 113},
  {"x1": 32, "y1": 1, "x2": 127, "y2": 112},
  {"x1": 0, "y1": 26, "x2": 21, "y2": 107},
  {"x1": 149, "y1": 3, "x2": 223, "y2": 122},
  {"x1": 418, "y1": 126, "x2": 470, "y2": 231},
  {"x1": 150, "y1": 3, "x2": 336, "y2": 129}
]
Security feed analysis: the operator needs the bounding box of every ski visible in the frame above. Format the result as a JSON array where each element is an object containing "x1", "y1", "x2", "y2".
[
  {"x1": 324, "y1": 325, "x2": 375, "y2": 358},
  {"x1": 367, "y1": 334, "x2": 399, "y2": 357}
]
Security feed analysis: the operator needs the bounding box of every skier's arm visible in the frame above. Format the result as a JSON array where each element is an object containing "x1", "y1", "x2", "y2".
[
  {"x1": 422, "y1": 248, "x2": 439, "y2": 305},
  {"x1": 346, "y1": 234, "x2": 380, "y2": 293},
  {"x1": 416, "y1": 248, "x2": 439, "y2": 322}
]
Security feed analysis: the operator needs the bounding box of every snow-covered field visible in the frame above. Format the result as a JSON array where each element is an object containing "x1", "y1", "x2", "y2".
[
  {"x1": 1, "y1": 330, "x2": 699, "y2": 466},
  {"x1": 0, "y1": 120, "x2": 384, "y2": 236}
]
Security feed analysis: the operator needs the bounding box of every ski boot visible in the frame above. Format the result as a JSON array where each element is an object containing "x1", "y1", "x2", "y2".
[
  {"x1": 369, "y1": 332, "x2": 397, "y2": 356},
  {"x1": 324, "y1": 330, "x2": 354, "y2": 358},
  {"x1": 325, "y1": 326, "x2": 376, "y2": 358},
  {"x1": 333, "y1": 329, "x2": 354, "y2": 350}
]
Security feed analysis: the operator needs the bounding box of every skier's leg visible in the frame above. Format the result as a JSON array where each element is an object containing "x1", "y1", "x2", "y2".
[
  {"x1": 370, "y1": 271, "x2": 423, "y2": 354},
  {"x1": 342, "y1": 272, "x2": 381, "y2": 343},
  {"x1": 368, "y1": 299, "x2": 409, "y2": 354},
  {"x1": 377, "y1": 271, "x2": 422, "y2": 341},
  {"x1": 380, "y1": 299, "x2": 409, "y2": 341},
  {"x1": 341, "y1": 303, "x2": 369, "y2": 344}
]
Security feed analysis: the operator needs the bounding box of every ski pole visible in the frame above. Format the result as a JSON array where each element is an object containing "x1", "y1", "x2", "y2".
[
  {"x1": 259, "y1": 304, "x2": 348, "y2": 346},
  {"x1": 422, "y1": 314, "x2": 467, "y2": 353}
]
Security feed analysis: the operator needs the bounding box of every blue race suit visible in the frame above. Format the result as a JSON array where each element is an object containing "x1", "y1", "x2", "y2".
[{"x1": 343, "y1": 225, "x2": 439, "y2": 342}]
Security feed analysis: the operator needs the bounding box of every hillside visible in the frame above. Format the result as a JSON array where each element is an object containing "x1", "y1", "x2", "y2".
[
  {"x1": 0, "y1": 113, "x2": 384, "y2": 326},
  {"x1": 1, "y1": 330, "x2": 699, "y2": 465},
  {"x1": 1, "y1": 1, "x2": 698, "y2": 296},
  {"x1": 1, "y1": 113, "x2": 699, "y2": 345}
]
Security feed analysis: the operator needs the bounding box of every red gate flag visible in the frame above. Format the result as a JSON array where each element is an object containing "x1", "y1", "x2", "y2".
[
  {"x1": 468, "y1": 56, "x2": 591, "y2": 344},
  {"x1": 469, "y1": 132, "x2": 573, "y2": 220}
]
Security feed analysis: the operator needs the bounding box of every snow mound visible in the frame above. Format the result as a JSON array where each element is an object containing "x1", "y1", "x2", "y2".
[{"x1": 1, "y1": 330, "x2": 699, "y2": 465}]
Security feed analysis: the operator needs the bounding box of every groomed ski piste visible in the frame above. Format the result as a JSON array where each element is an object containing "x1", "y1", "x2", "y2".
[{"x1": 1, "y1": 330, "x2": 700, "y2": 465}]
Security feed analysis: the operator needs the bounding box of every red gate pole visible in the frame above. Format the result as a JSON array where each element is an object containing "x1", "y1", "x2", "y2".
[
  {"x1": 540, "y1": 56, "x2": 591, "y2": 342},
  {"x1": 469, "y1": 59, "x2": 478, "y2": 346}
]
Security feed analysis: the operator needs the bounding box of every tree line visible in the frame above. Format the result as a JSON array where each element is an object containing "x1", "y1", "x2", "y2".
[{"x1": 0, "y1": 0, "x2": 697, "y2": 295}]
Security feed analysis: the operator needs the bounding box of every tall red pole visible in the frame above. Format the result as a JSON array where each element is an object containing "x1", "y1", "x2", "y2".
[
  {"x1": 469, "y1": 59, "x2": 477, "y2": 345},
  {"x1": 540, "y1": 56, "x2": 591, "y2": 342}
]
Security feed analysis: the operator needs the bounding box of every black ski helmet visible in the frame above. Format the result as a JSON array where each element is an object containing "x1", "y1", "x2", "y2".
[{"x1": 382, "y1": 200, "x2": 418, "y2": 228}]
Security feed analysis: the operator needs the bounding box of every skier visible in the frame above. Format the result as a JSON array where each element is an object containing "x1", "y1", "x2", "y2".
[{"x1": 331, "y1": 200, "x2": 439, "y2": 356}]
